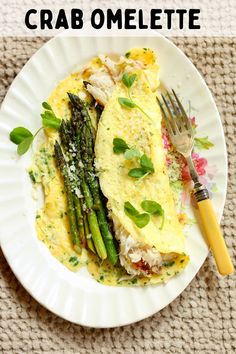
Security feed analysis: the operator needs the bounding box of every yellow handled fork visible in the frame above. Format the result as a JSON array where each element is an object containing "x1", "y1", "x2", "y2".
[{"x1": 157, "y1": 90, "x2": 234, "y2": 275}]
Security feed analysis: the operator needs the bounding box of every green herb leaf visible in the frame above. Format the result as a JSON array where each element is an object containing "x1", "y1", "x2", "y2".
[
  {"x1": 128, "y1": 168, "x2": 148, "y2": 179},
  {"x1": 122, "y1": 73, "x2": 137, "y2": 88},
  {"x1": 124, "y1": 148, "x2": 140, "y2": 160},
  {"x1": 17, "y1": 136, "x2": 34, "y2": 155},
  {"x1": 125, "y1": 51, "x2": 130, "y2": 58},
  {"x1": 42, "y1": 102, "x2": 52, "y2": 111},
  {"x1": 9, "y1": 127, "x2": 33, "y2": 145},
  {"x1": 141, "y1": 200, "x2": 163, "y2": 215},
  {"x1": 163, "y1": 261, "x2": 175, "y2": 267},
  {"x1": 28, "y1": 170, "x2": 36, "y2": 183},
  {"x1": 41, "y1": 112, "x2": 61, "y2": 130},
  {"x1": 140, "y1": 154, "x2": 154, "y2": 173},
  {"x1": 194, "y1": 136, "x2": 214, "y2": 150},
  {"x1": 141, "y1": 199, "x2": 165, "y2": 229},
  {"x1": 133, "y1": 213, "x2": 150, "y2": 228},
  {"x1": 131, "y1": 278, "x2": 138, "y2": 284},
  {"x1": 118, "y1": 97, "x2": 136, "y2": 108},
  {"x1": 124, "y1": 201, "x2": 139, "y2": 217},
  {"x1": 113, "y1": 138, "x2": 129, "y2": 154},
  {"x1": 124, "y1": 201, "x2": 150, "y2": 228}
]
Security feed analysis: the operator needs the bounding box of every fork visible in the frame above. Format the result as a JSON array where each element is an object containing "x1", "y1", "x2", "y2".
[{"x1": 157, "y1": 90, "x2": 234, "y2": 276}]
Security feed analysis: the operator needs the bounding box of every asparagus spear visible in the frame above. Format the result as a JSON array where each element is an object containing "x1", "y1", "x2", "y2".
[
  {"x1": 54, "y1": 141, "x2": 81, "y2": 254},
  {"x1": 80, "y1": 178, "x2": 107, "y2": 260},
  {"x1": 81, "y1": 123, "x2": 118, "y2": 265},
  {"x1": 83, "y1": 210, "x2": 96, "y2": 253},
  {"x1": 65, "y1": 112, "x2": 107, "y2": 260},
  {"x1": 67, "y1": 93, "x2": 96, "y2": 142},
  {"x1": 73, "y1": 195, "x2": 86, "y2": 247},
  {"x1": 68, "y1": 93, "x2": 118, "y2": 265},
  {"x1": 59, "y1": 120, "x2": 86, "y2": 247}
]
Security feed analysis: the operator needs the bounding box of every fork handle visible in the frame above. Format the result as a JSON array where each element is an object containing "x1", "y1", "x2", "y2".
[{"x1": 197, "y1": 198, "x2": 234, "y2": 275}]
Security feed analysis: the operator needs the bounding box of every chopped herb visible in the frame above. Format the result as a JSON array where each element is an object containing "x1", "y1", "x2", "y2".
[
  {"x1": 180, "y1": 259, "x2": 184, "y2": 263},
  {"x1": 163, "y1": 261, "x2": 175, "y2": 267},
  {"x1": 36, "y1": 214, "x2": 41, "y2": 219},
  {"x1": 166, "y1": 272, "x2": 171, "y2": 276},
  {"x1": 125, "y1": 51, "x2": 130, "y2": 58},
  {"x1": 131, "y1": 278, "x2": 138, "y2": 284},
  {"x1": 28, "y1": 170, "x2": 36, "y2": 183},
  {"x1": 113, "y1": 138, "x2": 129, "y2": 154},
  {"x1": 69, "y1": 256, "x2": 78, "y2": 263},
  {"x1": 100, "y1": 275, "x2": 104, "y2": 281}
]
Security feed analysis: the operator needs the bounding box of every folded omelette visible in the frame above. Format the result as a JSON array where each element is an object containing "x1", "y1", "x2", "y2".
[
  {"x1": 33, "y1": 47, "x2": 189, "y2": 285},
  {"x1": 95, "y1": 62, "x2": 189, "y2": 280}
]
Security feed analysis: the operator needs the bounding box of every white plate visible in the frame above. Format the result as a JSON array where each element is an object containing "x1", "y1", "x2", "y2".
[{"x1": 0, "y1": 34, "x2": 227, "y2": 328}]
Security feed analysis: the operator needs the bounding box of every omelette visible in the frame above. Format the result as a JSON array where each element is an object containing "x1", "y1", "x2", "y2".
[{"x1": 31, "y1": 48, "x2": 189, "y2": 285}]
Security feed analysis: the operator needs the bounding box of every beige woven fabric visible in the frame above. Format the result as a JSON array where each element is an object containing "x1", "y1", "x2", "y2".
[{"x1": 0, "y1": 37, "x2": 235, "y2": 354}]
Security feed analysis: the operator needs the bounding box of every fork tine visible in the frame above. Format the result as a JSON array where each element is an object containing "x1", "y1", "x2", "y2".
[
  {"x1": 166, "y1": 91, "x2": 179, "y2": 117},
  {"x1": 161, "y1": 94, "x2": 179, "y2": 134},
  {"x1": 166, "y1": 91, "x2": 183, "y2": 131},
  {"x1": 172, "y1": 89, "x2": 193, "y2": 134},
  {"x1": 156, "y1": 96, "x2": 173, "y2": 136}
]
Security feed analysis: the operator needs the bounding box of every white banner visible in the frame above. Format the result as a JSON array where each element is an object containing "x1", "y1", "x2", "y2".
[{"x1": 1, "y1": 0, "x2": 236, "y2": 37}]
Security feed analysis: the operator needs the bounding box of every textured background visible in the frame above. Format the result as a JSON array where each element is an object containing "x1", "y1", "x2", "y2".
[{"x1": 0, "y1": 37, "x2": 235, "y2": 353}]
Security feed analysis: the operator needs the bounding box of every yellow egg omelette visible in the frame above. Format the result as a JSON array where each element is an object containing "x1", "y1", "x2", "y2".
[{"x1": 31, "y1": 48, "x2": 189, "y2": 286}]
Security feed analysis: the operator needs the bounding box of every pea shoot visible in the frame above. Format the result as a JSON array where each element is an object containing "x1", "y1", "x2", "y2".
[
  {"x1": 124, "y1": 199, "x2": 165, "y2": 230},
  {"x1": 9, "y1": 102, "x2": 61, "y2": 155},
  {"x1": 113, "y1": 137, "x2": 155, "y2": 179},
  {"x1": 118, "y1": 73, "x2": 153, "y2": 121}
]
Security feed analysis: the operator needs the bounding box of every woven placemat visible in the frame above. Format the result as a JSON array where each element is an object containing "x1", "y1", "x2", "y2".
[{"x1": 0, "y1": 37, "x2": 235, "y2": 354}]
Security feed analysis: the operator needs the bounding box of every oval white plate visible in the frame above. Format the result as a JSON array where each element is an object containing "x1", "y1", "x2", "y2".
[{"x1": 0, "y1": 34, "x2": 227, "y2": 328}]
